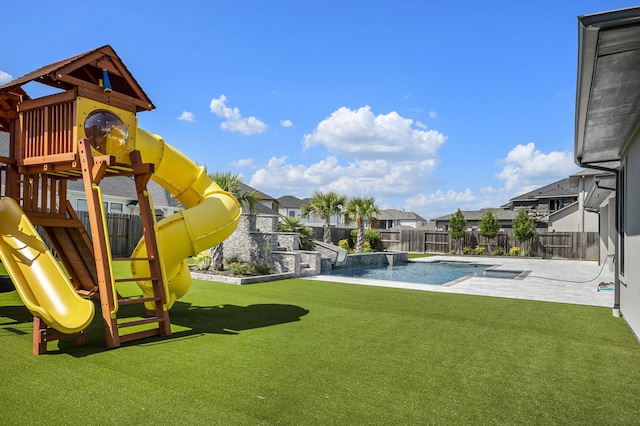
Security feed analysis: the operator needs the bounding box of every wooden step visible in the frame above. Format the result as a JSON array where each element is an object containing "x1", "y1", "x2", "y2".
[
  {"x1": 118, "y1": 316, "x2": 165, "y2": 329},
  {"x1": 114, "y1": 276, "x2": 158, "y2": 283},
  {"x1": 118, "y1": 296, "x2": 159, "y2": 306},
  {"x1": 118, "y1": 328, "x2": 161, "y2": 344},
  {"x1": 113, "y1": 257, "x2": 156, "y2": 262}
]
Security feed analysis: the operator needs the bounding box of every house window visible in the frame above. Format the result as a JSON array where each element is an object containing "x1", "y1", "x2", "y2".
[
  {"x1": 110, "y1": 203, "x2": 123, "y2": 214},
  {"x1": 288, "y1": 210, "x2": 296, "y2": 217},
  {"x1": 549, "y1": 199, "x2": 563, "y2": 211},
  {"x1": 77, "y1": 199, "x2": 124, "y2": 214}
]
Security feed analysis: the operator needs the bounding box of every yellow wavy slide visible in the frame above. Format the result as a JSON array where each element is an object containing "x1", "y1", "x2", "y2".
[
  {"x1": 0, "y1": 197, "x2": 95, "y2": 334},
  {"x1": 131, "y1": 129, "x2": 242, "y2": 309}
]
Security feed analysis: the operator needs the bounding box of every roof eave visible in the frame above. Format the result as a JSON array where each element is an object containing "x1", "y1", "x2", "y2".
[{"x1": 575, "y1": 7, "x2": 640, "y2": 167}]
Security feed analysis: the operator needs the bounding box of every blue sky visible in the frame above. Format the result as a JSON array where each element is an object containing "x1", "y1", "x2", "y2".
[{"x1": 2, "y1": 1, "x2": 637, "y2": 220}]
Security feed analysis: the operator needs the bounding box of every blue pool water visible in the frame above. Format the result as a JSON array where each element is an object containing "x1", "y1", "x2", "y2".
[{"x1": 328, "y1": 261, "x2": 521, "y2": 285}]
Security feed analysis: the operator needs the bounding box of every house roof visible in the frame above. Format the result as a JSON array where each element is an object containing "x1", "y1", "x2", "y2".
[
  {"x1": 240, "y1": 183, "x2": 275, "y2": 203},
  {"x1": 504, "y1": 177, "x2": 577, "y2": 206},
  {"x1": 0, "y1": 45, "x2": 154, "y2": 113},
  {"x1": 584, "y1": 175, "x2": 616, "y2": 212},
  {"x1": 277, "y1": 195, "x2": 309, "y2": 209},
  {"x1": 575, "y1": 7, "x2": 640, "y2": 168},
  {"x1": 432, "y1": 209, "x2": 518, "y2": 222},
  {"x1": 67, "y1": 177, "x2": 179, "y2": 208},
  {"x1": 375, "y1": 209, "x2": 427, "y2": 222}
]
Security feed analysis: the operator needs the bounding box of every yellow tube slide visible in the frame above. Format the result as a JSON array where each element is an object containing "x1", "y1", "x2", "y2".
[
  {"x1": 130, "y1": 129, "x2": 242, "y2": 308},
  {"x1": 0, "y1": 197, "x2": 95, "y2": 334}
]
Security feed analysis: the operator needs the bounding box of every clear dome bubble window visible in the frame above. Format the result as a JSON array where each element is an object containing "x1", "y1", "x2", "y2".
[{"x1": 84, "y1": 110, "x2": 129, "y2": 155}]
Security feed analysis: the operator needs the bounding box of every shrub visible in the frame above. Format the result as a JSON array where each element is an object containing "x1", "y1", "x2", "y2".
[
  {"x1": 509, "y1": 247, "x2": 521, "y2": 256},
  {"x1": 338, "y1": 239, "x2": 350, "y2": 250},
  {"x1": 364, "y1": 229, "x2": 380, "y2": 250},
  {"x1": 364, "y1": 241, "x2": 372, "y2": 253},
  {"x1": 254, "y1": 263, "x2": 273, "y2": 275},
  {"x1": 224, "y1": 254, "x2": 242, "y2": 265},
  {"x1": 226, "y1": 261, "x2": 256, "y2": 276},
  {"x1": 226, "y1": 261, "x2": 273, "y2": 276},
  {"x1": 462, "y1": 246, "x2": 472, "y2": 255},
  {"x1": 475, "y1": 246, "x2": 485, "y2": 255},
  {"x1": 450, "y1": 250, "x2": 457, "y2": 255},
  {"x1": 194, "y1": 251, "x2": 211, "y2": 271},
  {"x1": 492, "y1": 246, "x2": 505, "y2": 256},
  {"x1": 523, "y1": 251, "x2": 531, "y2": 257},
  {"x1": 350, "y1": 229, "x2": 381, "y2": 251}
]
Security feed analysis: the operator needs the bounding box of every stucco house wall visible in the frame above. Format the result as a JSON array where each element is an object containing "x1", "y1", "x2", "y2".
[
  {"x1": 547, "y1": 203, "x2": 599, "y2": 232},
  {"x1": 620, "y1": 138, "x2": 640, "y2": 336}
]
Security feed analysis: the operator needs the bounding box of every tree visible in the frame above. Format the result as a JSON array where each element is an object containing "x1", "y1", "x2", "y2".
[
  {"x1": 447, "y1": 209, "x2": 467, "y2": 254},
  {"x1": 209, "y1": 172, "x2": 262, "y2": 271},
  {"x1": 278, "y1": 217, "x2": 315, "y2": 251},
  {"x1": 301, "y1": 191, "x2": 348, "y2": 244},
  {"x1": 479, "y1": 209, "x2": 499, "y2": 252},
  {"x1": 512, "y1": 208, "x2": 536, "y2": 254},
  {"x1": 345, "y1": 196, "x2": 380, "y2": 254}
]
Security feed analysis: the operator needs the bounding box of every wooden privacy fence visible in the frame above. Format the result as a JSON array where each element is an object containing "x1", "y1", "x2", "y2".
[
  {"x1": 57, "y1": 217, "x2": 597, "y2": 261},
  {"x1": 312, "y1": 227, "x2": 599, "y2": 260},
  {"x1": 75, "y1": 211, "x2": 144, "y2": 257},
  {"x1": 424, "y1": 230, "x2": 599, "y2": 260}
]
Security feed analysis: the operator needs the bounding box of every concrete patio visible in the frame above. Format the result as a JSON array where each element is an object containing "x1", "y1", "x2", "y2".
[{"x1": 304, "y1": 255, "x2": 615, "y2": 307}]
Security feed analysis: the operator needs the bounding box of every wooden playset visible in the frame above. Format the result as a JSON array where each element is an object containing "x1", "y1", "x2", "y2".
[{"x1": 0, "y1": 46, "x2": 241, "y2": 354}]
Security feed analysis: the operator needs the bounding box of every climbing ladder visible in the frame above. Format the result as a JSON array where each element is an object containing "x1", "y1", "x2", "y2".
[{"x1": 77, "y1": 139, "x2": 171, "y2": 348}]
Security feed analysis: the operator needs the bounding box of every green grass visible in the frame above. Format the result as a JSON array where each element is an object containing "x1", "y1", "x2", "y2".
[
  {"x1": 408, "y1": 252, "x2": 438, "y2": 259},
  {"x1": 1, "y1": 274, "x2": 640, "y2": 424}
]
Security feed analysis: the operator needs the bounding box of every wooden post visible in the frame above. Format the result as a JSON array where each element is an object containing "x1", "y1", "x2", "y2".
[{"x1": 77, "y1": 139, "x2": 120, "y2": 349}]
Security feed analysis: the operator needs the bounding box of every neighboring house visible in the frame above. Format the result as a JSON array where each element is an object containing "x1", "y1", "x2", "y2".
[
  {"x1": 277, "y1": 195, "x2": 309, "y2": 219},
  {"x1": 503, "y1": 177, "x2": 578, "y2": 214},
  {"x1": 575, "y1": 6, "x2": 640, "y2": 336},
  {"x1": 432, "y1": 171, "x2": 601, "y2": 233},
  {"x1": 431, "y1": 208, "x2": 519, "y2": 232},
  {"x1": 502, "y1": 173, "x2": 599, "y2": 232},
  {"x1": 277, "y1": 194, "x2": 347, "y2": 228},
  {"x1": 373, "y1": 209, "x2": 428, "y2": 230},
  {"x1": 240, "y1": 183, "x2": 279, "y2": 214},
  {"x1": 67, "y1": 177, "x2": 181, "y2": 220}
]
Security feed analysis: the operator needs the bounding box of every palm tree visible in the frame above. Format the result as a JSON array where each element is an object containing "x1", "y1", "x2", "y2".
[
  {"x1": 209, "y1": 172, "x2": 262, "y2": 271},
  {"x1": 278, "y1": 216, "x2": 315, "y2": 251},
  {"x1": 345, "y1": 196, "x2": 380, "y2": 254},
  {"x1": 301, "y1": 191, "x2": 347, "y2": 244}
]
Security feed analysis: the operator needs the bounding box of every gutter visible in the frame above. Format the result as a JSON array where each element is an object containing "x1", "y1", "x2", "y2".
[{"x1": 577, "y1": 161, "x2": 620, "y2": 316}]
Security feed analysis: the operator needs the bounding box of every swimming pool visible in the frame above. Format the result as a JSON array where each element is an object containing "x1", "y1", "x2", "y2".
[{"x1": 328, "y1": 261, "x2": 524, "y2": 285}]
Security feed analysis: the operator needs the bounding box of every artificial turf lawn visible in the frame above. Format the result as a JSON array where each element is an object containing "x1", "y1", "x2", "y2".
[{"x1": 1, "y1": 274, "x2": 639, "y2": 424}]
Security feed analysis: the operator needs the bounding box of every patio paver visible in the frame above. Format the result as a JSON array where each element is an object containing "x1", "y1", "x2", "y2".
[{"x1": 304, "y1": 255, "x2": 615, "y2": 307}]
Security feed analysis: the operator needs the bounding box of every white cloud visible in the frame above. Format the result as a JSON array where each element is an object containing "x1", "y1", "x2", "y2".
[
  {"x1": 247, "y1": 106, "x2": 448, "y2": 207},
  {"x1": 177, "y1": 111, "x2": 196, "y2": 122},
  {"x1": 230, "y1": 158, "x2": 257, "y2": 168},
  {"x1": 0, "y1": 70, "x2": 12, "y2": 85},
  {"x1": 495, "y1": 142, "x2": 578, "y2": 193},
  {"x1": 399, "y1": 143, "x2": 581, "y2": 220},
  {"x1": 209, "y1": 94, "x2": 267, "y2": 135},
  {"x1": 302, "y1": 106, "x2": 446, "y2": 160},
  {"x1": 428, "y1": 110, "x2": 438, "y2": 119},
  {"x1": 281, "y1": 119, "x2": 293, "y2": 128}
]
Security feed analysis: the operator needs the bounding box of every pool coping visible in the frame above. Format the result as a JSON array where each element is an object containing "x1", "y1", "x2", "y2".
[{"x1": 303, "y1": 255, "x2": 615, "y2": 307}]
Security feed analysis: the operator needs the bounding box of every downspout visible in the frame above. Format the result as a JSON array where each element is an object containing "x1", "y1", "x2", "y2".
[{"x1": 576, "y1": 160, "x2": 620, "y2": 317}]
